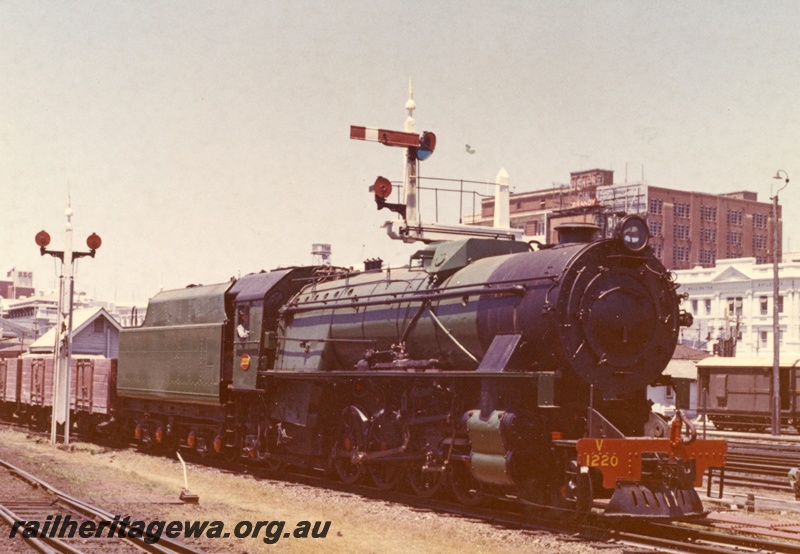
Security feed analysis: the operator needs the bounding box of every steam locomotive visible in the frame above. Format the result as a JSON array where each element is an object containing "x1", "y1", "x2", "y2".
[
  {"x1": 1, "y1": 125, "x2": 726, "y2": 520},
  {"x1": 107, "y1": 207, "x2": 726, "y2": 519}
]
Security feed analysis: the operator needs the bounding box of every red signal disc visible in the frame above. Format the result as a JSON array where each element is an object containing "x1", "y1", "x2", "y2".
[
  {"x1": 373, "y1": 176, "x2": 393, "y2": 199},
  {"x1": 35, "y1": 230, "x2": 51, "y2": 248},
  {"x1": 240, "y1": 353, "x2": 251, "y2": 371},
  {"x1": 86, "y1": 233, "x2": 102, "y2": 250}
]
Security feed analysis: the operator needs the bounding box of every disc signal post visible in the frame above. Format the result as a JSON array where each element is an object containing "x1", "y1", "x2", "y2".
[{"x1": 35, "y1": 206, "x2": 102, "y2": 446}]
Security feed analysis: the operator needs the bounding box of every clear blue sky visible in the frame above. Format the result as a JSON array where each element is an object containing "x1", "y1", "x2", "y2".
[{"x1": 2, "y1": 1, "x2": 798, "y2": 305}]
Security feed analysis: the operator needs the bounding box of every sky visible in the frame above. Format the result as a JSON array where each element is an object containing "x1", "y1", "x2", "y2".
[{"x1": 1, "y1": 1, "x2": 799, "y2": 306}]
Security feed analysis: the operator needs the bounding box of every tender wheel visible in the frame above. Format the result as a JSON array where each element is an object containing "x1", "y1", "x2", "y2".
[
  {"x1": 331, "y1": 409, "x2": 366, "y2": 484},
  {"x1": 265, "y1": 456, "x2": 285, "y2": 473},
  {"x1": 449, "y1": 462, "x2": 485, "y2": 506},
  {"x1": 221, "y1": 446, "x2": 240, "y2": 464},
  {"x1": 366, "y1": 410, "x2": 405, "y2": 490}
]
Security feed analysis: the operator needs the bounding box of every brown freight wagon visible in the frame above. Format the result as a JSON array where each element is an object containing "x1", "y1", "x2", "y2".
[
  {"x1": 696, "y1": 356, "x2": 800, "y2": 432},
  {"x1": 0, "y1": 358, "x2": 21, "y2": 417},
  {"x1": 17, "y1": 356, "x2": 117, "y2": 432}
]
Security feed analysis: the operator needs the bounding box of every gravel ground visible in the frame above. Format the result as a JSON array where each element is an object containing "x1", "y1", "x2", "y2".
[{"x1": 0, "y1": 426, "x2": 629, "y2": 553}]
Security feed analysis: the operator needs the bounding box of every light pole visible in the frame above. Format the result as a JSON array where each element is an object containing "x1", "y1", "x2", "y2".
[
  {"x1": 35, "y1": 206, "x2": 102, "y2": 445},
  {"x1": 771, "y1": 170, "x2": 789, "y2": 436}
]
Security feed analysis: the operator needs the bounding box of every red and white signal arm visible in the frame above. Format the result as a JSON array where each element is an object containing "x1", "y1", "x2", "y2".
[
  {"x1": 240, "y1": 353, "x2": 251, "y2": 371},
  {"x1": 350, "y1": 126, "x2": 420, "y2": 148}
]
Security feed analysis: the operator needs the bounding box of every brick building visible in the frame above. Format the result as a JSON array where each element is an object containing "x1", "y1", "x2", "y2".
[
  {"x1": 472, "y1": 169, "x2": 779, "y2": 270},
  {"x1": 0, "y1": 268, "x2": 35, "y2": 300}
]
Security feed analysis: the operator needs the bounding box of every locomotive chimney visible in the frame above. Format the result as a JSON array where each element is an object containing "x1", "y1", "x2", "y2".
[{"x1": 554, "y1": 222, "x2": 600, "y2": 244}]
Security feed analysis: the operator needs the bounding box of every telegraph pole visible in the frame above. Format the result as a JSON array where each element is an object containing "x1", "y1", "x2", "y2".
[
  {"x1": 771, "y1": 170, "x2": 789, "y2": 436},
  {"x1": 36, "y1": 205, "x2": 102, "y2": 445}
]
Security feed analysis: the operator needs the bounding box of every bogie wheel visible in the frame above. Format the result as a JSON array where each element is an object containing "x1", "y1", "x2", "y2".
[
  {"x1": 449, "y1": 462, "x2": 485, "y2": 506},
  {"x1": 331, "y1": 409, "x2": 366, "y2": 484},
  {"x1": 522, "y1": 479, "x2": 567, "y2": 520},
  {"x1": 406, "y1": 459, "x2": 446, "y2": 498},
  {"x1": 564, "y1": 460, "x2": 593, "y2": 520}
]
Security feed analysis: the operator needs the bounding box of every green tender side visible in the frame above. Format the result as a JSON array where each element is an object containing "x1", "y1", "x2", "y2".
[{"x1": 117, "y1": 283, "x2": 231, "y2": 405}]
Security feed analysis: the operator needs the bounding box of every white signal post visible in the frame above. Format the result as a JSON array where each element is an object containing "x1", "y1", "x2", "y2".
[
  {"x1": 403, "y1": 80, "x2": 418, "y2": 224},
  {"x1": 36, "y1": 203, "x2": 101, "y2": 445},
  {"x1": 494, "y1": 168, "x2": 511, "y2": 229},
  {"x1": 54, "y1": 206, "x2": 74, "y2": 445}
]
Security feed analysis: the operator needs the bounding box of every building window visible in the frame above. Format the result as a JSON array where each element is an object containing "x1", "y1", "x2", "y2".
[
  {"x1": 674, "y1": 201, "x2": 690, "y2": 219},
  {"x1": 652, "y1": 243, "x2": 662, "y2": 259},
  {"x1": 649, "y1": 198, "x2": 663, "y2": 215},
  {"x1": 648, "y1": 220, "x2": 662, "y2": 237},
  {"x1": 673, "y1": 245, "x2": 690, "y2": 264},
  {"x1": 705, "y1": 299, "x2": 711, "y2": 315},
  {"x1": 727, "y1": 297, "x2": 743, "y2": 316},
  {"x1": 701, "y1": 227, "x2": 716, "y2": 243},
  {"x1": 753, "y1": 213, "x2": 768, "y2": 229},
  {"x1": 753, "y1": 234, "x2": 767, "y2": 250},
  {"x1": 726, "y1": 230, "x2": 742, "y2": 246},
  {"x1": 93, "y1": 319, "x2": 104, "y2": 333},
  {"x1": 526, "y1": 220, "x2": 545, "y2": 236},
  {"x1": 700, "y1": 249, "x2": 716, "y2": 265},
  {"x1": 691, "y1": 299, "x2": 698, "y2": 314},
  {"x1": 760, "y1": 296, "x2": 768, "y2": 315},
  {"x1": 701, "y1": 205, "x2": 717, "y2": 222},
  {"x1": 673, "y1": 223, "x2": 689, "y2": 240},
  {"x1": 727, "y1": 209, "x2": 743, "y2": 226},
  {"x1": 778, "y1": 296, "x2": 784, "y2": 313},
  {"x1": 761, "y1": 330, "x2": 768, "y2": 347}
]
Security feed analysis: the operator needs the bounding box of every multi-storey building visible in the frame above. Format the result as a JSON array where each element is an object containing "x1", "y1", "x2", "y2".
[
  {"x1": 471, "y1": 169, "x2": 779, "y2": 270},
  {"x1": 0, "y1": 268, "x2": 35, "y2": 300},
  {"x1": 675, "y1": 257, "x2": 800, "y2": 357}
]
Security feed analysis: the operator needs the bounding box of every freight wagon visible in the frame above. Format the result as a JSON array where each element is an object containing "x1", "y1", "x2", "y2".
[{"x1": 696, "y1": 357, "x2": 800, "y2": 432}]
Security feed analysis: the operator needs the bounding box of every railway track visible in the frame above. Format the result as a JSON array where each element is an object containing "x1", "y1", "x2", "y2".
[
  {"x1": 0, "y1": 458, "x2": 205, "y2": 554},
  {"x1": 708, "y1": 434, "x2": 800, "y2": 495},
  {"x1": 242, "y1": 457, "x2": 800, "y2": 553},
  {"x1": 4, "y1": 423, "x2": 800, "y2": 553}
]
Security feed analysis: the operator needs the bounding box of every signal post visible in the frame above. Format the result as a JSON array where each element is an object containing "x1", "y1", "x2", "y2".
[{"x1": 36, "y1": 206, "x2": 102, "y2": 445}]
